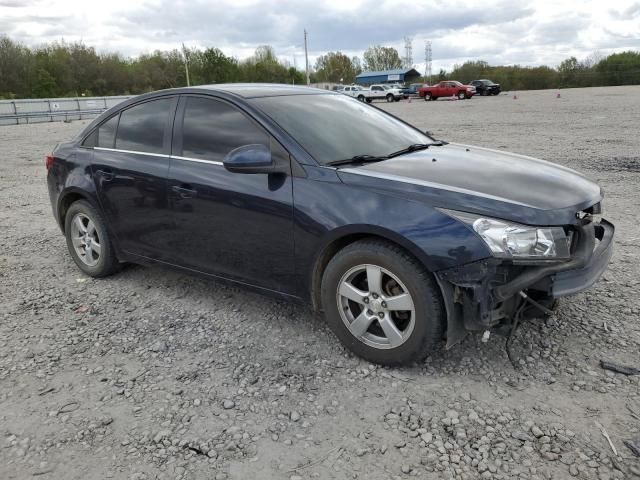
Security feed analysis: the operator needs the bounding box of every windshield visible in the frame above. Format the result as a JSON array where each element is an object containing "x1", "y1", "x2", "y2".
[{"x1": 252, "y1": 94, "x2": 434, "y2": 165}]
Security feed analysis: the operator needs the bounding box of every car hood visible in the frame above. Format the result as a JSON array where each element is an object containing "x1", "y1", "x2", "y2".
[{"x1": 336, "y1": 143, "x2": 602, "y2": 226}]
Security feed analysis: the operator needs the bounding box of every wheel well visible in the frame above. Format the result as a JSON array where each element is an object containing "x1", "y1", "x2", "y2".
[
  {"x1": 311, "y1": 233, "x2": 429, "y2": 311},
  {"x1": 58, "y1": 192, "x2": 87, "y2": 233}
]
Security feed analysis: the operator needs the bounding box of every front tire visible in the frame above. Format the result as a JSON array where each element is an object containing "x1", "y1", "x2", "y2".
[
  {"x1": 64, "y1": 200, "x2": 120, "y2": 277},
  {"x1": 321, "y1": 240, "x2": 445, "y2": 366},
  {"x1": 386, "y1": 94, "x2": 394, "y2": 102},
  {"x1": 424, "y1": 92, "x2": 432, "y2": 101},
  {"x1": 457, "y1": 91, "x2": 466, "y2": 100}
]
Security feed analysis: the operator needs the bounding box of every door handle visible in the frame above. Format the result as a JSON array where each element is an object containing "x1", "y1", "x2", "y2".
[
  {"x1": 96, "y1": 169, "x2": 114, "y2": 181},
  {"x1": 172, "y1": 185, "x2": 197, "y2": 199}
]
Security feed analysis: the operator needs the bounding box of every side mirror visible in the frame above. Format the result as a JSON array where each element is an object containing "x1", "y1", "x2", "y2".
[{"x1": 223, "y1": 144, "x2": 273, "y2": 174}]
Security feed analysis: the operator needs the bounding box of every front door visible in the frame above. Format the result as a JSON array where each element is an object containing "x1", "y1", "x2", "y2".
[
  {"x1": 166, "y1": 95, "x2": 295, "y2": 293},
  {"x1": 90, "y1": 96, "x2": 177, "y2": 260}
]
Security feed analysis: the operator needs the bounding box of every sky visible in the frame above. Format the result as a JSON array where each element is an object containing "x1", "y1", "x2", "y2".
[{"x1": 1, "y1": 0, "x2": 639, "y2": 72}]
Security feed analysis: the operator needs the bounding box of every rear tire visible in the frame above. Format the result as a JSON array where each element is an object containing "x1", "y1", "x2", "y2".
[
  {"x1": 321, "y1": 240, "x2": 445, "y2": 366},
  {"x1": 64, "y1": 200, "x2": 120, "y2": 278},
  {"x1": 357, "y1": 95, "x2": 365, "y2": 102}
]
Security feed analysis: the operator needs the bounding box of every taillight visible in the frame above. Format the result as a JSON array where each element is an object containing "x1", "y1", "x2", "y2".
[{"x1": 45, "y1": 153, "x2": 54, "y2": 170}]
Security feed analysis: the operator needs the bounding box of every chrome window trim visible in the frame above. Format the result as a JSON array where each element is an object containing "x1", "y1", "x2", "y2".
[
  {"x1": 170, "y1": 155, "x2": 223, "y2": 166},
  {"x1": 94, "y1": 147, "x2": 170, "y2": 158},
  {"x1": 94, "y1": 147, "x2": 223, "y2": 166}
]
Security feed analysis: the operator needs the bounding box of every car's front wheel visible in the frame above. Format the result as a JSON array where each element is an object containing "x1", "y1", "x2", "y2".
[
  {"x1": 457, "y1": 91, "x2": 466, "y2": 100},
  {"x1": 321, "y1": 240, "x2": 445, "y2": 366},
  {"x1": 64, "y1": 200, "x2": 120, "y2": 277},
  {"x1": 424, "y1": 92, "x2": 432, "y2": 101},
  {"x1": 386, "y1": 94, "x2": 394, "y2": 102}
]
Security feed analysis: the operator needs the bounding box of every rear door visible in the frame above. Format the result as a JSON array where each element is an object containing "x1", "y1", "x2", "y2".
[
  {"x1": 166, "y1": 95, "x2": 295, "y2": 292},
  {"x1": 90, "y1": 96, "x2": 178, "y2": 260}
]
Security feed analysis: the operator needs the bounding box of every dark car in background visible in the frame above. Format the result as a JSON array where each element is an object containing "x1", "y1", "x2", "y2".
[
  {"x1": 46, "y1": 84, "x2": 613, "y2": 366},
  {"x1": 470, "y1": 79, "x2": 501, "y2": 96},
  {"x1": 404, "y1": 83, "x2": 425, "y2": 96}
]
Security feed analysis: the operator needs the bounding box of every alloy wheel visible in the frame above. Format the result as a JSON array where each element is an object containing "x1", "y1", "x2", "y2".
[
  {"x1": 69, "y1": 212, "x2": 101, "y2": 267},
  {"x1": 336, "y1": 264, "x2": 416, "y2": 350}
]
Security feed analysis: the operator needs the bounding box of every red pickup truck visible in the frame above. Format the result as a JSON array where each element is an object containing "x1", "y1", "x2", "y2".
[{"x1": 418, "y1": 81, "x2": 475, "y2": 101}]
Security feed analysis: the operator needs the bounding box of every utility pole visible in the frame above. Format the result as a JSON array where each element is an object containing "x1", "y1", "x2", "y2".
[
  {"x1": 182, "y1": 43, "x2": 190, "y2": 87},
  {"x1": 403, "y1": 36, "x2": 413, "y2": 69},
  {"x1": 424, "y1": 41, "x2": 432, "y2": 84},
  {"x1": 304, "y1": 29, "x2": 310, "y2": 85}
]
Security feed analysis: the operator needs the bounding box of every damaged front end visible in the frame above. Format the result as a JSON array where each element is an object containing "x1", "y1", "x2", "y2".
[{"x1": 435, "y1": 210, "x2": 615, "y2": 348}]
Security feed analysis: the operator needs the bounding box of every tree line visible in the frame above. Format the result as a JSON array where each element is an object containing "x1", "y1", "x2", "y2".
[
  {"x1": 0, "y1": 35, "x2": 639, "y2": 99},
  {"x1": 0, "y1": 38, "x2": 306, "y2": 99},
  {"x1": 444, "y1": 51, "x2": 640, "y2": 91}
]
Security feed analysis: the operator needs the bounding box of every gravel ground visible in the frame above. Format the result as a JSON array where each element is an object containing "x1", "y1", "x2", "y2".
[{"x1": 1, "y1": 85, "x2": 639, "y2": 480}]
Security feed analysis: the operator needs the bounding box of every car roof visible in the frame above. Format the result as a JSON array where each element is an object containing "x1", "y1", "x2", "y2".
[{"x1": 191, "y1": 83, "x2": 331, "y2": 98}]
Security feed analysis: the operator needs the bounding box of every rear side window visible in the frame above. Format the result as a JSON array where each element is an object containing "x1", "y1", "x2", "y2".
[
  {"x1": 180, "y1": 96, "x2": 269, "y2": 161},
  {"x1": 82, "y1": 114, "x2": 118, "y2": 148},
  {"x1": 115, "y1": 98, "x2": 173, "y2": 154},
  {"x1": 97, "y1": 115, "x2": 118, "y2": 148}
]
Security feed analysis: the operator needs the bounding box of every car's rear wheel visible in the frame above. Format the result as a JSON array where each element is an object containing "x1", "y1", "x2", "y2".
[
  {"x1": 457, "y1": 91, "x2": 466, "y2": 100},
  {"x1": 424, "y1": 92, "x2": 432, "y2": 101},
  {"x1": 321, "y1": 240, "x2": 445, "y2": 366},
  {"x1": 357, "y1": 95, "x2": 365, "y2": 102},
  {"x1": 65, "y1": 200, "x2": 120, "y2": 277}
]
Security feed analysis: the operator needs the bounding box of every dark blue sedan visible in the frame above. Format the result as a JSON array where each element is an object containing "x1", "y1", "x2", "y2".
[{"x1": 46, "y1": 84, "x2": 613, "y2": 365}]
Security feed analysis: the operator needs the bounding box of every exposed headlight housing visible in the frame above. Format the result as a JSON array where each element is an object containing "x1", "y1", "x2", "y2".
[{"x1": 440, "y1": 209, "x2": 571, "y2": 261}]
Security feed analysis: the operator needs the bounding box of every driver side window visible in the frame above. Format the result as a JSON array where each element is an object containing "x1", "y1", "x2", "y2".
[{"x1": 178, "y1": 96, "x2": 269, "y2": 162}]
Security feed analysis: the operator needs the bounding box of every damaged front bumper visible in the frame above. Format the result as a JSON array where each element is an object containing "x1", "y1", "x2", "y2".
[{"x1": 435, "y1": 218, "x2": 615, "y2": 347}]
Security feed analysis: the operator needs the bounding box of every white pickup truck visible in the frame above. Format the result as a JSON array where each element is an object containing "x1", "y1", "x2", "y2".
[{"x1": 340, "y1": 84, "x2": 403, "y2": 103}]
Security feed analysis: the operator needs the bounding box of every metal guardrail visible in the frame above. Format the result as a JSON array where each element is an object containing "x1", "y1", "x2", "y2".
[{"x1": 0, "y1": 95, "x2": 132, "y2": 126}]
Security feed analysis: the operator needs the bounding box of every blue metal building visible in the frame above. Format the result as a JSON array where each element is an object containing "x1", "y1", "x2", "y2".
[{"x1": 355, "y1": 68, "x2": 421, "y2": 86}]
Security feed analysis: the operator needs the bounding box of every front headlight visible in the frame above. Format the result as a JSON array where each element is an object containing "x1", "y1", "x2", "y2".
[{"x1": 440, "y1": 209, "x2": 571, "y2": 260}]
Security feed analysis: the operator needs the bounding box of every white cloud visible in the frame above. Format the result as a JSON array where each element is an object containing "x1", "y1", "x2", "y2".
[{"x1": 0, "y1": 0, "x2": 639, "y2": 71}]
